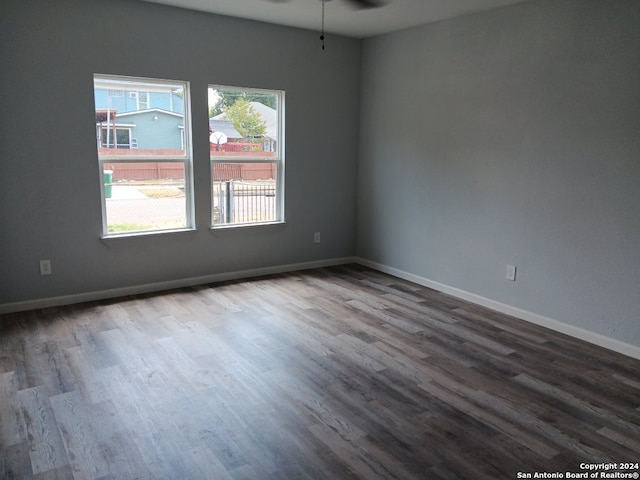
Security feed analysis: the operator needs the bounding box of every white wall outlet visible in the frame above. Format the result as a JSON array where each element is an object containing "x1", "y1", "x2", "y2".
[
  {"x1": 506, "y1": 264, "x2": 517, "y2": 282},
  {"x1": 40, "y1": 259, "x2": 52, "y2": 276},
  {"x1": 314, "y1": 232, "x2": 321, "y2": 244}
]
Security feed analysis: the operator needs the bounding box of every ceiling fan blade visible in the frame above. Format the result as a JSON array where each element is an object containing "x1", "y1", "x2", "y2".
[
  {"x1": 264, "y1": 0, "x2": 384, "y2": 8},
  {"x1": 344, "y1": 0, "x2": 385, "y2": 9}
]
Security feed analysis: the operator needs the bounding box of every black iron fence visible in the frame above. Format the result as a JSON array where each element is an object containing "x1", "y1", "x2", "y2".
[{"x1": 213, "y1": 180, "x2": 277, "y2": 225}]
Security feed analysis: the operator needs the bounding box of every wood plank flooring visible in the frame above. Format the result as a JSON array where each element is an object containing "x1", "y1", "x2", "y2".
[{"x1": 1, "y1": 264, "x2": 639, "y2": 479}]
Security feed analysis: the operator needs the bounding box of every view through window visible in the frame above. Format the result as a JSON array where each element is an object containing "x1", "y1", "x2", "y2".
[
  {"x1": 209, "y1": 86, "x2": 284, "y2": 226},
  {"x1": 94, "y1": 74, "x2": 193, "y2": 235}
]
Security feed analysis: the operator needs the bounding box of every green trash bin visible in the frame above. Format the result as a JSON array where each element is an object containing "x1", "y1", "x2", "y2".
[{"x1": 103, "y1": 170, "x2": 113, "y2": 199}]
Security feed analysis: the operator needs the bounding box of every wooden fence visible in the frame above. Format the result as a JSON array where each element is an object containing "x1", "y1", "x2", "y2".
[
  {"x1": 101, "y1": 143, "x2": 276, "y2": 182},
  {"x1": 105, "y1": 162, "x2": 276, "y2": 182}
]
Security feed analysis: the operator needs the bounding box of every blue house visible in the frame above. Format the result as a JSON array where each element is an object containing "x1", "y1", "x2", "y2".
[{"x1": 94, "y1": 77, "x2": 185, "y2": 151}]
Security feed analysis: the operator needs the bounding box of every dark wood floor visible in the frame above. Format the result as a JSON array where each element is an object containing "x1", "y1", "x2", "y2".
[{"x1": 1, "y1": 264, "x2": 639, "y2": 479}]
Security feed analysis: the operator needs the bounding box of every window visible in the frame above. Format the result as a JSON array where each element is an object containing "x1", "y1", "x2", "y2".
[
  {"x1": 94, "y1": 74, "x2": 193, "y2": 236},
  {"x1": 137, "y1": 92, "x2": 149, "y2": 110},
  {"x1": 99, "y1": 127, "x2": 132, "y2": 149},
  {"x1": 129, "y1": 91, "x2": 149, "y2": 110},
  {"x1": 209, "y1": 86, "x2": 284, "y2": 227}
]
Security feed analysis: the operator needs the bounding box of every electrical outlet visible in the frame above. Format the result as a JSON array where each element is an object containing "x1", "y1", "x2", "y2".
[
  {"x1": 506, "y1": 264, "x2": 517, "y2": 282},
  {"x1": 40, "y1": 259, "x2": 52, "y2": 276},
  {"x1": 314, "y1": 232, "x2": 321, "y2": 244}
]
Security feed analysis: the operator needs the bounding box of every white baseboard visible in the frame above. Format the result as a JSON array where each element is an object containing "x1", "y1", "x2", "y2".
[
  {"x1": 0, "y1": 257, "x2": 356, "y2": 315},
  {"x1": 355, "y1": 257, "x2": 640, "y2": 361},
  {"x1": 3, "y1": 255, "x2": 639, "y2": 361}
]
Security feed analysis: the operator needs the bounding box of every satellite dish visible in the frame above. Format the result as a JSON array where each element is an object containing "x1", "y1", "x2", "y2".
[{"x1": 209, "y1": 131, "x2": 228, "y2": 145}]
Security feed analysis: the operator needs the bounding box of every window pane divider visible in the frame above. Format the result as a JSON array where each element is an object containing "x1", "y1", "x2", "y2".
[
  {"x1": 99, "y1": 156, "x2": 187, "y2": 162},
  {"x1": 211, "y1": 157, "x2": 279, "y2": 163}
]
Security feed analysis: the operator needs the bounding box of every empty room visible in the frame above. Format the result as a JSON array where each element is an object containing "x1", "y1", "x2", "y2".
[{"x1": 1, "y1": 0, "x2": 639, "y2": 478}]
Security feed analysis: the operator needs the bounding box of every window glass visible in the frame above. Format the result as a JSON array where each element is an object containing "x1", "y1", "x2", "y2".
[
  {"x1": 94, "y1": 74, "x2": 192, "y2": 236},
  {"x1": 209, "y1": 86, "x2": 284, "y2": 226}
]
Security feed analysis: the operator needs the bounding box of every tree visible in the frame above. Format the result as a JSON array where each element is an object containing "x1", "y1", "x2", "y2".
[
  {"x1": 223, "y1": 99, "x2": 267, "y2": 140},
  {"x1": 210, "y1": 89, "x2": 276, "y2": 117}
]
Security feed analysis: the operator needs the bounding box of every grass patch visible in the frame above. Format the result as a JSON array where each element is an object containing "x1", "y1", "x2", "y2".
[
  {"x1": 139, "y1": 187, "x2": 184, "y2": 199},
  {"x1": 107, "y1": 221, "x2": 186, "y2": 233},
  {"x1": 108, "y1": 223, "x2": 155, "y2": 233}
]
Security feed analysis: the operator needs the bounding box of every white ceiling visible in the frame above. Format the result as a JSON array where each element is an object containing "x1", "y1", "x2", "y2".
[{"x1": 137, "y1": 0, "x2": 531, "y2": 38}]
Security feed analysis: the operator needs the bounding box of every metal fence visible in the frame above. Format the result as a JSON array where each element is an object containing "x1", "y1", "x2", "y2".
[{"x1": 213, "y1": 180, "x2": 277, "y2": 225}]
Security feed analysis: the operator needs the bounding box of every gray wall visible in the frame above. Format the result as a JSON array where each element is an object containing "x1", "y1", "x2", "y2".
[
  {"x1": 358, "y1": 0, "x2": 640, "y2": 347},
  {"x1": 0, "y1": 0, "x2": 360, "y2": 304}
]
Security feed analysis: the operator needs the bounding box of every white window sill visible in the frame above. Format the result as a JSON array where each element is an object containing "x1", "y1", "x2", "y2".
[
  {"x1": 210, "y1": 220, "x2": 286, "y2": 231},
  {"x1": 101, "y1": 227, "x2": 196, "y2": 241}
]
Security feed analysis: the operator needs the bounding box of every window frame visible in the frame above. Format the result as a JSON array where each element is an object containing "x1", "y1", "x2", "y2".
[
  {"x1": 94, "y1": 73, "x2": 194, "y2": 238},
  {"x1": 209, "y1": 84, "x2": 285, "y2": 228}
]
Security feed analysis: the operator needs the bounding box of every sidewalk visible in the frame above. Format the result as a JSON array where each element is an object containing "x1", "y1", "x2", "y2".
[{"x1": 109, "y1": 185, "x2": 148, "y2": 200}]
